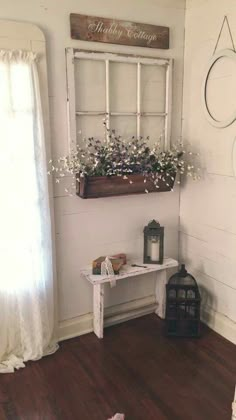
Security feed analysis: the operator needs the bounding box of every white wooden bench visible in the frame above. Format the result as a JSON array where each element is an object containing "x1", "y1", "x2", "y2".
[{"x1": 81, "y1": 258, "x2": 178, "y2": 338}]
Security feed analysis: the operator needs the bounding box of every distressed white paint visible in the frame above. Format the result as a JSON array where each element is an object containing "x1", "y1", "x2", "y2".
[
  {"x1": 0, "y1": 0, "x2": 185, "y2": 326},
  {"x1": 232, "y1": 386, "x2": 236, "y2": 420},
  {"x1": 164, "y1": 59, "x2": 173, "y2": 149},
  {"x1": 181, "y1": 0, "x2": 236, "y2": 343},
  {"x1": 81, "y1": 258, "x2": 178, "y2": 285},
  {"x1": 73, "y1": 50, "x2": 169, "y2": 65},
  {"x1": 105, "y1": 58, "x2": 110, "y2": 135},
  {"x1": 93, "y1": 284, "x2": 104, "y2": 338},
  {"x1": 137, "y1": 62, "x2": 141, "y2": 137},
  {"x1": 155, "y1": 269, "x2": 168, "y2": 318},
  {"x1": 82, "y1": 258, "x2": 178, "y2": 338}
]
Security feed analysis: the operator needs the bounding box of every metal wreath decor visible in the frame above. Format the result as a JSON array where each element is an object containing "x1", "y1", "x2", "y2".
[
  {"x1": 202, "y1": 49, "x2": 236, "y2": 128},
  {"x1": 202, "y1": 16, "x2": 236, "y2": 128}
]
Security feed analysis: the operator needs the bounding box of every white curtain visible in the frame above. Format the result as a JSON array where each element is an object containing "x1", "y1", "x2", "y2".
[{"x1": 0, "y1": 50, "x2": 58, "y2": 373}]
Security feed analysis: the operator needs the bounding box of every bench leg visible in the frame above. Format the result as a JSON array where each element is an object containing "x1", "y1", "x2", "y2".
[
  {"x1": 93, "y1": 284, "x2": 104, "y2": 338},
  {"x1": 155, "y1": 270, "x2": 167, "y2": 319}
]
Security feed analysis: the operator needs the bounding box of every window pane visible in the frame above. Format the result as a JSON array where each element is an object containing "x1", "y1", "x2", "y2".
[
  {"x1": 74, "y1": 59, "x2": 106, "y2": 112},
  {"x1": 141, "y1": 64, "x2": 166, "y2": 113},
  {"x1": 110, "y1": 62, "x2": 137, "y2": 113},
  {"x1": 140, "y1": 116, "x2": 165, "y2": 146},
  {"x1": 110, "y1": 116, "x2": 137, "y2": 138},
  {"x1": 76, "y1": 115, "x2": 106, "y2": 144}
]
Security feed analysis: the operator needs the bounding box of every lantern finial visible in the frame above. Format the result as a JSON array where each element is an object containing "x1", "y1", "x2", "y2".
[
  {"x1": 148, "y1": 219, "x2": 160, "y2": 229},
  {"x1": 179, "y1": 264, "x2": 188, "y2": 277}
]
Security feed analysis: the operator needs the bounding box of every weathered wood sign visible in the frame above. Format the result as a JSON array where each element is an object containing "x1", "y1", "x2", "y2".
[{"x1": 70, "y1": 14, "x2": 169, "y2": 49}]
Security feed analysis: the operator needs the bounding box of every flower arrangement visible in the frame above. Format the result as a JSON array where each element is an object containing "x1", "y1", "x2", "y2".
[{"x1": 48, "y1": 123, "x2": 200, "y2": 196}]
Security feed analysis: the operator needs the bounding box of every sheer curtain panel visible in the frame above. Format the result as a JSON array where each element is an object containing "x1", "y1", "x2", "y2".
[{"x1": 0, "y1": 50, "x2": 58, "y2": 373}]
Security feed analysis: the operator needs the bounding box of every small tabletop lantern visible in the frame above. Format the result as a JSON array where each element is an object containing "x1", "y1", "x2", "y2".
[
  {"x1": 143, "y1": 220, "x2": 164, "y2": 265},
  {"x1": 165, "y1": 264, "x2": 201, "y2": 337}
]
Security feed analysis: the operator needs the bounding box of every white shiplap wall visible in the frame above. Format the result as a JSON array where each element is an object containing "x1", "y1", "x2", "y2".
[
  {"x1": 181, "y1": 0, "x2": 236, "y2": 344},
  {"x1": 0, "y1": 0, "x2": 186, "y2": 339}
]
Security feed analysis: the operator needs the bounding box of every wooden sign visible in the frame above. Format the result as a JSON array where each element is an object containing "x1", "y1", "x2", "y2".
[{"x1": 70, "y1": 14, "x2": 169, "y2": 49}]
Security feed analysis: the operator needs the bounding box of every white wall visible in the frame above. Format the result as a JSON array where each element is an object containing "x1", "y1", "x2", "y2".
[
  {"x1": 0, "y1": 0, "x2": 186, "y2": 338},
  {"x1": 181, "y1": 0, "x2": 236, "y2": 343}
]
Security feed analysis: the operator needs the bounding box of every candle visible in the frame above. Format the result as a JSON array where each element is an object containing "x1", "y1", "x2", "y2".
[{"x1": 150, "y1": 238, "x2": 159, "y2": 261}]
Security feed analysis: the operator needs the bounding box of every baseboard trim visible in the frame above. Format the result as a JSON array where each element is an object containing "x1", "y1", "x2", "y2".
[
  {"x1": 59, "y1": 298, "x2": 236, "y2": 345},
  {"x1": 201, "y1": 305, "x2": 236, "y2": 345},
  {"x1": 59, "y1": 295, "x2": 157, "y2": 342}
]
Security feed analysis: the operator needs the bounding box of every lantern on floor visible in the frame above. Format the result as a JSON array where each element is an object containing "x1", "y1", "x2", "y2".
[
  {"x1": 165, "y1": 264, "x2": 201, "y2": 337},
  {"x1": 143, "y1": 220, "x2": 164, "y2": 265}
]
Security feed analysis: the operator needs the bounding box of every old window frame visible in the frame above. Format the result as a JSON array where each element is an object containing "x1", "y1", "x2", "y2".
[{"x1": 66, "y1": 48, "x2": 173, "y2": 152}]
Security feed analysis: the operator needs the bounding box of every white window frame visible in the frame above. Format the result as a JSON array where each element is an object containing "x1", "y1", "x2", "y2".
[{"x1": 66, "y1": 48, "x2": 173, "y2": 153}]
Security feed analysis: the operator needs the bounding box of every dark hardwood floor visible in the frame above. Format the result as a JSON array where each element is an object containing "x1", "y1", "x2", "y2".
[{"x1": 0, "y1": 314, "x2": 235, "y2": 420}]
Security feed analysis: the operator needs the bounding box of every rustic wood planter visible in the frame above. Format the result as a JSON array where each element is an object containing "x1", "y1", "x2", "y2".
[{"x1": 76, "y1": 172, "x2": 176, "y2": 199}]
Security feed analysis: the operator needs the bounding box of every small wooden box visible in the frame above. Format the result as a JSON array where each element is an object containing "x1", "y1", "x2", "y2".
[
  {"x1": 92, "y1": 256, "x2": 123, "y2": 275},
  {"x1": 112, "y1": 253, "x2": 127, "y2": 265}
]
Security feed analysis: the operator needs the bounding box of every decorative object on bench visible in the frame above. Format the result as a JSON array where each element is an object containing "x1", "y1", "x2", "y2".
[
  {"x1": 143, "y1": 220, "x2": 164, "y2": 265},
  {"x1": 165, "y1": 264, "x2": 201, "y2": 337},
  {"x1": 48, "y1": 125, "x2": 200, "y2": 198},
  {"x1": 92, "y1": 255, "x2": 126, "y2": 275},
  {"x1": 108, "y1": 414, "x2": 125, "y2": 420},
  {"x1": 112, "y1": 253, "x2": 127, "y2": 265},
  {"x1": 81, "y1": 258, "x2": 178, "y2": 338}
]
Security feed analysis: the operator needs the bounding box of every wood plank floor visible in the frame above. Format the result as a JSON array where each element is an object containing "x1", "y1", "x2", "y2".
[{"x1": 0, "y1": 314, "x2": 235, "y2": 420}]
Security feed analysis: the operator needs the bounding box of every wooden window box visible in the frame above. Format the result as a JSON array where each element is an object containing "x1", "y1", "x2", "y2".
[{"x1": 76, "y1": 172, "x2": 176, "y2": 199}]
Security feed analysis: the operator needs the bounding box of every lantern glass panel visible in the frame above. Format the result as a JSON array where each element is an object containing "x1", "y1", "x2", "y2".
[
  {"x1": 168, "y1": 289, "x2": 176, "y2": 299},
  {"x1": 178, "y1": 289, "x2": 186, "y2": 299},
  {"x1": 187, "y1": 290, "x2": 195, "y2": 299},
  {"x1": 147, "y1": 234, "x2": 160, "y2": 262}
]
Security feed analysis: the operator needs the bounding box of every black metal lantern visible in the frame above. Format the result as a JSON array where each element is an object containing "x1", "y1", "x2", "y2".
[
  {"x1": 165, "y1": 264, "x2": 201, "y2": 337},
  {"x1": 143, "y1": 220, "x2": 164, "y2": 265}
]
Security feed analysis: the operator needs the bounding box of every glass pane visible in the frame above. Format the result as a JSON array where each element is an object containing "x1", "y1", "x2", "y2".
[
  {"x1": 74, "y1": 59, "x2": 105, "y2": 112},
  {"x1": 110, "y1": 62, "x2": 137, "y2": 113},
  {"x1": 141, "y1": 64, "x2": 166, "y2": 113},
  {"x1": 110, "y1": 116, "x2": 137, "y2": 138},
  {"x1": 76, "y1": 115, "x2": 106, "y2": 145},
  {"x1": 140, "y1": 116, "x2": 165, "y2": 146}
]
